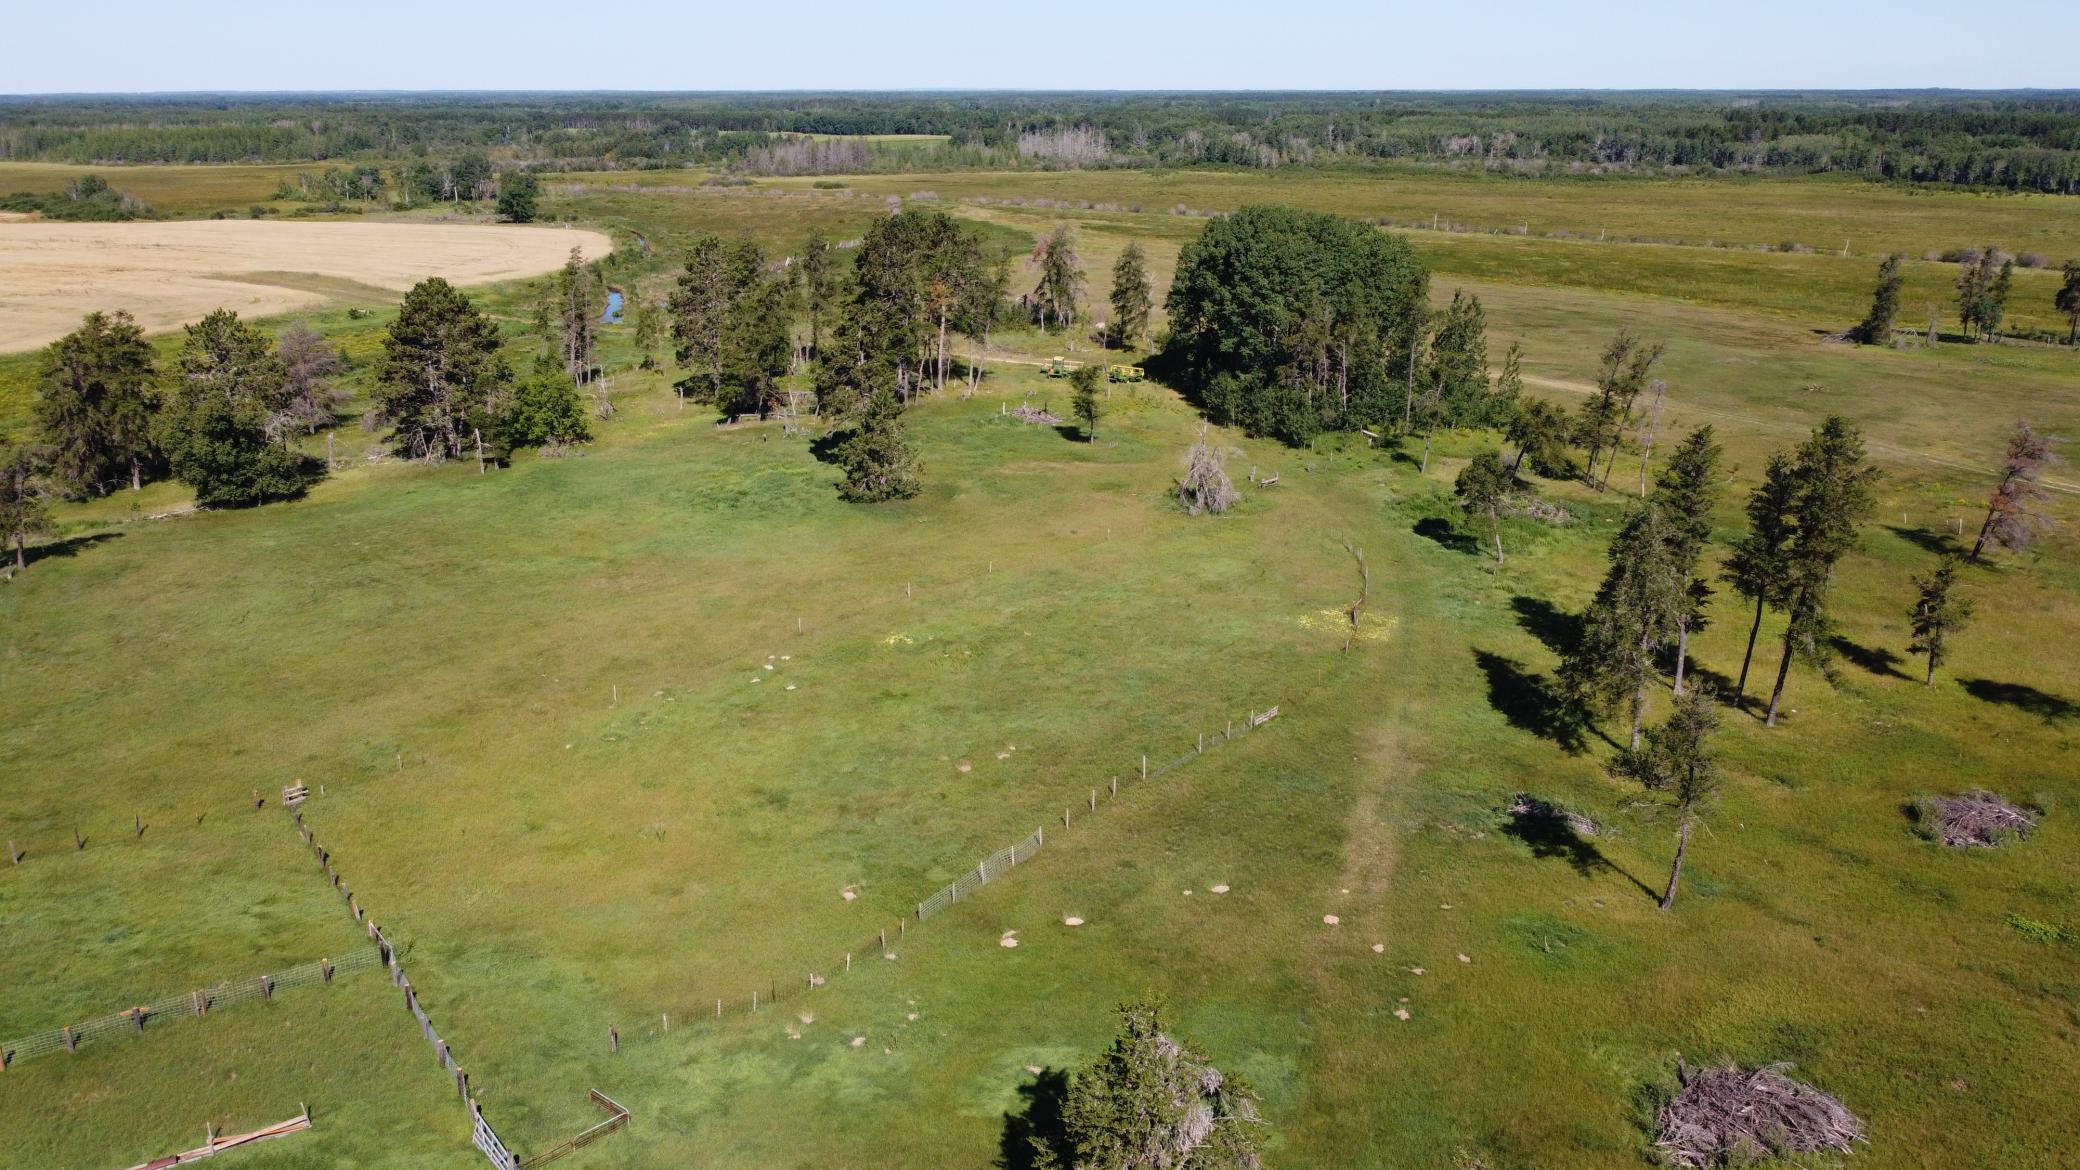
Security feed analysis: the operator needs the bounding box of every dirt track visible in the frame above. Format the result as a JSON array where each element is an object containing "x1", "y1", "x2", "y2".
[{"x1": 0, "y1": 219, "x2": 612, "y2": 353}]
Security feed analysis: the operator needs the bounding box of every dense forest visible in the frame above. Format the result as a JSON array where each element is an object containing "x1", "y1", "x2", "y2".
[{"x1": 3, "y1": 91, "x2": 2080, "y2": 192}]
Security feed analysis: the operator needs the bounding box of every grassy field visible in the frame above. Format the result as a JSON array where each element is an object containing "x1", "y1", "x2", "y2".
[{"x1": 2, "y1": 165, "x2": 2078, "y2": 1169}]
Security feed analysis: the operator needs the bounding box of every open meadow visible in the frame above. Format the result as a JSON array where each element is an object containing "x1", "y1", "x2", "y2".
[{"x1": 2, "y1": 153, "x2": 2078, "y2": 1170}]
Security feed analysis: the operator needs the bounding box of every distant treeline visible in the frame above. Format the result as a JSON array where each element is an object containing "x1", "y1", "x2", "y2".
[{"x1": 4, "y1": 92, "x2": 2080, "y2": 192}]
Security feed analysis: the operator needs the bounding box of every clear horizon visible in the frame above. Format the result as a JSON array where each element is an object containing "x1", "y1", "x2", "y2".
[{"x1": 9, "y1": 0, "x2": 2076, "y2": 94}]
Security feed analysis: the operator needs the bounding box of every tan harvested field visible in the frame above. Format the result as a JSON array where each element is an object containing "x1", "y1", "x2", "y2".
[{"x1": 0, "y1": 220, "x2": 613, "y2": 352}]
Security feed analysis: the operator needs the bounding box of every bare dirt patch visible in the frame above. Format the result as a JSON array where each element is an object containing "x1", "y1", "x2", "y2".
[{"x1": 0, "y1": 220, "x2": 612, "y2": 352}]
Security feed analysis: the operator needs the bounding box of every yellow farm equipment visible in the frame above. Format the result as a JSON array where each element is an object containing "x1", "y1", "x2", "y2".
[{"x1": 1108, "y1": 365, "x2": 1145, "y2": 383}]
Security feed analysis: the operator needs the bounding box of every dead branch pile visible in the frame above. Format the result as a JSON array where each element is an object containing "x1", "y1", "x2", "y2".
[
  {"x1": 1507, "y1": 794, "x2": 1600, "y2": 838},
  {"x1": 1011, "y1": 403, "x2": 1064, "y2": 426},
  {"x1": 1924, "y1": 790, "x2": 2036, "y2": 848},
  {"x1": 1179, "y1": 426, "x2": 1239, "y2": 516},
  {"x1": 1656, "y1": 1062, "x2": 1864, "y2": 1168},
  {"x1": 1506, "y1": 496, "x2": 1573, "y2": 525}
]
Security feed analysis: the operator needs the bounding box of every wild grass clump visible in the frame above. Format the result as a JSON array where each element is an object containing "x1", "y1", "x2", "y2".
[
  {"x1": 1911, "y1": 790, "x2": 2037, "y2": 848},
  {"x1": 1655, "y1": 1062, "x2": 1865, "y2": 1168}
]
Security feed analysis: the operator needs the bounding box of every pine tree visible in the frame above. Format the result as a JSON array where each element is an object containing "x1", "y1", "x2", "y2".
[
  {"x1": 1765, "y1": 417, "x2": 1881, "y2": 727},
  {"x1": 1907, "y1": 555, "x2": 1973, "y2": 686},
  {"x1": 1454, "y1": 449, "x2": 1513, "y2": 563},
  {"x1": 1426, "y1": 289, "x2": 1492, "y2": 429},
  {"x1": 1055, "y1": 1000, "x2": 1264, "y2": 1170},
  {"x1": 1652, "y1": 426, "x2": 1724, "y2": 694},
  {"x1": 1723, "y1": 451, "x2": 1800, "y2": 706},
  {"x1": 1108, "y1": 241, "x2": 1153, "y2": 349},
  {"x1": 375, "y1": 278, "x2": 511, "y2": 461},
  {"x1": 0, "y1": 443, "x2": 55, "y2": 571},
  {"x1": 33, "y1": 310, "x2": 157, "y2": 497},
  {"x1": 1505, "y1": 397, "x2": 1575, "y2": 478},
  {"x1": 719, "y1": 274, "x2": 796, "y2": 419},
  {"x1": 833, "y1": 387, "x2": 921, "y2": 502},
  {"x1": 1613, "y1": 687, "x2": 1720, "y2": 911},
  {"x1": 631, "y1": 300, "x2": 665, "y2": 370},
  {"x1": 1577, "y1": 328, "x2": 1663, "y2": 490},
  {"x1": 1562, "y1": 507, "x2": 1684, "y2": 749},
  {"x1": 1855, "y1": 253, "x2": 1905, "y2": 344}
]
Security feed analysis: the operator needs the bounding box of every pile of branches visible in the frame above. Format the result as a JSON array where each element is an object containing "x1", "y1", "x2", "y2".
[
  {"x1": 1507, "y1": 793, "x2": 1600, "y2": 838},
  {"x1": 1919, "y1": 790, "x2": 2037, "y2": 848},
  {"x1": 1656, "y1": 1062, "x2": 1865, "y2": 1168},
  {"x1": 1178, "y1": 426, "x2": 1239, "y2": 516},
  {"x1": 1011, "y1": 403, "x2": 1064, "y2": 426}
]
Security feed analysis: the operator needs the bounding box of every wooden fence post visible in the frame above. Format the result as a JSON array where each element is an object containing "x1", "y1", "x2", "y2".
[
  {"x1": 1090, "y1": 789, "x2": 1096, "y2": 812},
  {"x1": 63, "y1": 1026, "x2": 75, "y2": 1053},
  {"x1": 74, "y1": 827, "x2": 83, "y2": 851},
  {"x1": 609, "y1": 1027, "x2": 618, "y2": 1053},
  {"x1": 7, "y1": 839, "x2": 16, "y2": 864},
  {"x1": 1141, "y1": 755, "x2": 1147, "y2": 780}
]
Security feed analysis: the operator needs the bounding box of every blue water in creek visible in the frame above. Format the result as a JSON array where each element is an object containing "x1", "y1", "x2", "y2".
[{"x1": 602, "y1": 290, "x2": 624, "y2": 324}]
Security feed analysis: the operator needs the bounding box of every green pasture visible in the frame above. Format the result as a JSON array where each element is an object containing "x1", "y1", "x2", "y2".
[{"x1": 2, "y1": 166, "x2": 2077, "y2": 1170}]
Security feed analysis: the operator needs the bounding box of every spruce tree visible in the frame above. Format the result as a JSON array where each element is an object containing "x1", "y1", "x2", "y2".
[
  {"x1": 1613, "y1": 687, "x2": 1720, "y2": 911},
  {"x1": 671, "y1": 235, "x2": 743, "y2": 405},
  {"x1": 801, "y1": 230, "x2": 834, "y2": 359},
  {"x1": 33, "y1": 310, "x2": 157, "y2": 497},
  {"x1": 1577, "y1": 328, "x2": 1663, "y2": 490},
  {"x1": 1505, "y1": 397, "x2": 1574, "y2": 478},
  {"x1": 1030, "y1": 225, "x2": 1085, "y2": 332},
  {"x1": 2058, "y1": 258, "x2": 2080, "y2": 346},
  {"x1": 554, "y1": 247, "x2": 595, "y2": 385},
  {"x1": 1651, "y1": 426, "x2": 1724, "y2": 694},
  {"x1": 833, "y1": 387, "x2": 921, "y2": 502},
  {"x1": 1562, "y1": 506, "x2": 1684, "y2": 749},
  {"x1": 1054, "y1": 1000, "x2": 1264, "y2": 1170},
  {"x1": 1907, "y1": 555, "x2": 1973, "y2": 686},
  {"x1": 1108, "y1": 241, "x2": 1153, "y2": 349},
  {"x1": 1764, "y1": 417, "x2": 1881, "y2": 727},
  {"x1": 1856, "y1": 253, "x2": 1905, "y2": 344},
  {"x1": 1723, "y1": 451, "x2": 1800, "y2": 706}
]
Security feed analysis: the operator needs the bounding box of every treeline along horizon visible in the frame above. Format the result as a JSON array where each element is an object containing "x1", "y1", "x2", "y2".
[{"x1": 3, "y1": 91, "x2": 2080, "y2": 193}]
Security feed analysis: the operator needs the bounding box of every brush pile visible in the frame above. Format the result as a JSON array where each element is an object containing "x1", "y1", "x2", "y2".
[
  {"x1": 1656, "y1": 1062, "x2": 1865, "y2": 1168},
  {"x1": 1923, "y1": 790, "x2": 2036, "y2": 848},
  {"x1": 1010, "y1": 404, "x2": 1064, "y2": 425}
]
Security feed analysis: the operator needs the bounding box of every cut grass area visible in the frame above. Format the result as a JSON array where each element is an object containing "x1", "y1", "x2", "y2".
[
  {"x1": 2, "y1": 166, "x2": 2078, "y2": 1170},
  {"x1": 0, "y1": 161, "x2": 317, "y2": 217}
]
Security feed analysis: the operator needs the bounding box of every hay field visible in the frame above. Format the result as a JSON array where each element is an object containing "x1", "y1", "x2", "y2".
[{"x1": 0, "y1": 220, "x2": 612, "y2": 352}]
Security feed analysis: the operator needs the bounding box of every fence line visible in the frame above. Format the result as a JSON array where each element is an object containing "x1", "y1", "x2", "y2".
[
  {"x1": 604, "y1": 702, "x2": 1285, "y2": 1046},
  {"x1": 519, "y1": 1090, "x2": 629, "y2": 1169},
  {"x1": 1, "y1": 944, "x2": 381, "y2": 1069}
]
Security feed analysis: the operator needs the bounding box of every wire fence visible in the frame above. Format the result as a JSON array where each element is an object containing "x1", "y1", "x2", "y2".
[
  {"x1": 519, "y1": 1090, "x2": 629, "y2": 1169},
  {"x1": 599, "y1": 703, "x2": 1284, "y2": 1048},
  {"x1": 2, "y1": 943, "x2": 382, "y2": 1068}
]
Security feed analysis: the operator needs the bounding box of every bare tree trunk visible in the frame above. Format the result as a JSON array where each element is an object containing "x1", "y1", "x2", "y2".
[
  {"x1": 1924, "y1": 651, "x2": 1937, "y2": 686},
  {"x1": 1733, "y1": 593, "x2": 1765, "y2": 705},
  {"x1": 1673, "y1": 615, "x2": 1691, "y2": 696},
  {"x1": 1631, "y1": 680, "x2": 1646, "y2": 751},
  {"x1": 13, "y1": 531, "x2": 23, "y2": 571},
  {"x1": 1660, "y1": 817, "x2": 1689, "y2": 911},
  {"x1": 1493, "y1": 525, "x2": 1504, "y2": 564},
  {"x1": 1764, "y1": 614, "x2": 1798, "y2": 727},
  {"x1": 1969, "y1": 499, "x2": 2000, "y2": 561},
  {"x1": 936, "y1": 310, "x2": 948, "y2": 394},
  {"x1": 130, "y1": 454, "x2": 142, "y2": 492},
  {"x1": 1421, "y1": 425, "x2": 1433, "y2": 474}
]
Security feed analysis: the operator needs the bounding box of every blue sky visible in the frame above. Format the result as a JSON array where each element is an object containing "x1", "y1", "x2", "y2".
[{"x1": 7, "y1": 0, "x2": 2076, "y2": 93}]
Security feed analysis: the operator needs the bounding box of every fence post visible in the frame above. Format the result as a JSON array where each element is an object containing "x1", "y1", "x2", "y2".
[
  {"x1": 7, "y1": 839, "x2": 15, "y2": 864},
  {"x1": 262, "y1": 976, "x2": 273, "y2": 1002},
  {"x1": 1198, "y1": 732, "x2": 1204, "y2": 753},
  {"x1": 1063, "y1": 809, "x2": 1070, "y2": 829},
  {"x1": 716, "y1": 998, "x2": 722, "y2": 1018},
  {"x1": 1111, "y1": 776, "x2": 1118, "y2": 797},
  {"x1": 322, "y1": 958, "x2": 333, "y2": 984},
  {"x1": 1037, "y1": 824, "x2": 1044, "y2": 846},
  {"x1": 662, "y1": 1013, "x2": 668, "y2": 1034},
  {"x1": 1090, "y1": 789, "x2": 1096, "y2": 812},
  {"x1": 1142, "y1": 755, "x2": 1147, "y2": 780},
  {"x1": 609, "y1": 1026, "x2": 618, "y2": 1053},
  {"x1": 63, "y1": 1026, "x2": 75, "y2": 1053},
  {"x1": 845, "y1": 953, "x2": 851, "y2": 972},
  {"x1": 751, "y1": 991, "x2": 757, "y2": 1013}
]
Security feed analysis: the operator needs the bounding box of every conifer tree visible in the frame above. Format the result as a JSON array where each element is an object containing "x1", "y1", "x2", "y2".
[
  {"x1": 801, "y1": 230, "x2": 834, "y2": 359},
  {"x1": 1030, "y1": 225, "x2": 1085, "y2": 333},
  {"x1": 157, "y1": 310, "x2": 315, "y2": 506},
  {"x1": 1765, "y1": 417, "x2": 1881, "y2": 727},
  {"x1": 1108, "y1": 241, "x2": 1153, "y2": 349},
  {"x1": 1652, "y1": 426, "x2": 1724, "y2": 694},
  {"x1": 1613, "y1": 687, "x2": 1721, "y2": 911},
  {"x1": 1562, "y1": 506, "x2": 1684, "y2": 749},
  {"x1": 1856, "y1": 253, "x2": 1905, "y2": 344},
  {"x1": 1907, "y1": 555, "x2": 1973, "y2": 686},
  {"x1": 833, "y1": 386, "x2": 921, "y2": 502},
  {"x1": 1724, "y1": 451, "x2": 1800, "y2": 705},
  {"x1": 1577, "y1": 328, "x2": 1663, "y2": 490},
  {"x1": 554, "y1": 248, "x2": 595, "y2": 386},
  {"x1": 0, "y1": 443, "x2": 55, "y2": 571},
  {"x1": 1052, "y1": 1000, "x2": 1264, "y2": 1170},
  {"x1": 1069, "y1": 364, "x2": 1103, "y2": 443},
  {"x1": 2058, "y1": 258, "x2": 2080, "y2": 346},
  {"x1": 1969, "y1": 420, "x2": 2059, "y2": 562},
  {"x1": 375, "y1": 278, "x2": 511, "y2": 461},
  {"x1": 33, "y1": 310, "x2": 157, "y2": 497}
]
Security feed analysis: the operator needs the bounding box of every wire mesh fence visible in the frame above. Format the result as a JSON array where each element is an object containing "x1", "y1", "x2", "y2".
[
  {"x1": 916, "y1": 826, "x2": 1046, "y2": 921},
  {"x1": 2, "y1": 943, "x2": 382, "y2": 1068}
]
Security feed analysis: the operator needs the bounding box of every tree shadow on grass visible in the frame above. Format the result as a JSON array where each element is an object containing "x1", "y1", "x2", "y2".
[
  {"x1": 1052, "y1": 425, "x2": 1088, "y2": 444},
  {"x1": 1960, "y1": 678, "x2": 2080, "y2": 724},
  {"x1": 1829, "y1": 635, "x2": 1912, "y2": 681},
  {"x1": 23, "y1": 531, "x2": 122, "y2": 568},
  {"x1": 1499, "y1": 794, "x2": 1659, "y2": 902},
  {"x1": 1474, "y1": 649, "x2": 1588, "y2": 754},
  {"x1": 1510, "y1": 595, "x2": 1581, "y2": 657},
  {"x1": 1886, "y1": 524, "x2": 1962, "y2": 558},
  {"x1": 997, "y1": 1067, "x2": 1073, "y2": 1170},
  {"x1": 807, "y1": 428, "x2": 846, "y2": 466},
  {"x1": 1413, "y1": 516, "x2": 1477, "y2": 555}
]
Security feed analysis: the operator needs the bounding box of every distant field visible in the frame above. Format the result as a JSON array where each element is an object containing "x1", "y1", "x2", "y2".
[
  {"x1": 0, "y1": 161, "x2": 318, "y2": 216},
  {"x1": 0, "y1": 220, "x2": 611, "y2": 353}
]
